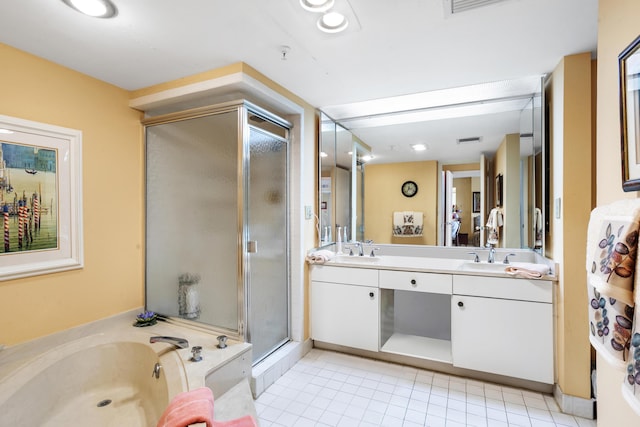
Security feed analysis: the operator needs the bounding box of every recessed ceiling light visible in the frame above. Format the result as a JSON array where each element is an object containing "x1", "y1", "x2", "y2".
[
  {"x1": 360, "y1": 155, "x2": 373, "y2": 162},
  {"x1": 300, "y1": 0, "x2": 335, "y2": 13},
  {"x1": 317, "y1": 11, "x2": 349, "y2": 33},
  {"x1": 62, "y1": 0, "x2": 117, "y2": 18},
  {"x1": 412, "y1": 144, "x2": 427, "y2": 151}
]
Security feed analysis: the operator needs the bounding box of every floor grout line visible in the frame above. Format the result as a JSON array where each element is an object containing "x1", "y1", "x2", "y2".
[{"x1": 255, "y1": 349, "x2": 596, "y2": 427}]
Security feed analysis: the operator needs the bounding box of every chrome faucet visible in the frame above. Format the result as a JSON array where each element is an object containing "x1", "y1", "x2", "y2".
[
  {"x1": 151, "y1": 362, "x2": 162, "y2": 379},
  {"x1": 350, "y1": 241, "x2": 364, "y2": 256},
  {"x1": 149, "y1": 336, "x2": 189, "y2": 349},
  {"x1": 503, "y1": 253, "x2": 517, "y2": 264},
  {"x1": 487, "y1": 246, "x2": 496, "y2": 264}
]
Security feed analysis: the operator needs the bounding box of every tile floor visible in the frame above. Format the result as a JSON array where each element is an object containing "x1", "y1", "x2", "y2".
[{"x1": 255, "y1": 349, "x2": 596, "y2": 427}]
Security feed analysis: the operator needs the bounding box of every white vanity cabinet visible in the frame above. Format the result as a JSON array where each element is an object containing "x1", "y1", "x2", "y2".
[
  {"x1": 310, "y1": 266, "x2": 380, "y2": 352},
  {"x1": 451, "y1": 275, "x2": 554, "y2": 384}
]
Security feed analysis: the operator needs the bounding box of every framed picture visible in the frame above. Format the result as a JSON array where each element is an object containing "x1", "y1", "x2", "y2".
[
  {"x1": 321, "y1": 177, "x2": 331, "y2": 193},
  {"x1": 321, "y1": 201, "x2": 327, "y2": 210},
  {"x1": 496, "y1": 174, "x2": 504, "y2": 207},
  {"x1": 0, "y1": 115, "x2": 83, "y2": 280},
  {"x1": 472, "y1": 191, "x2": 480, "y2": 213},
  {"x1": 620, "y1": 35, "x2": 640, "y2": 191}
]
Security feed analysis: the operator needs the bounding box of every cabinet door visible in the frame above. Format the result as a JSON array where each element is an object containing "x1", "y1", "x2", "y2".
[
  {"x1": 451, "y1": 295, "x2": 553, "y2": 384},
  {"x1": 311, "y1": 281, "x2": 379, "y2": 352}
]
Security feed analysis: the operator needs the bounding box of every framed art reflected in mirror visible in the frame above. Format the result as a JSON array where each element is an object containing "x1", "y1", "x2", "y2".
[
  {"x1": 496, "y1": 174, "x2": 503, "y2": 207},
  {"x1": 473, "y1": 191, "x2": 480, "y2": 213}
]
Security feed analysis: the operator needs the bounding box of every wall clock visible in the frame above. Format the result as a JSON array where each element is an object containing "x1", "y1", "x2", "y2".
[{"x1": 401, "y1": 180, "x2": 418, "y2": 197}]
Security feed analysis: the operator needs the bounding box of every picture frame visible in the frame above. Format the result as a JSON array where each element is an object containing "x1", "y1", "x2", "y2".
[
  {"x1": 321, "y1": 201, "x2": 327, "y2": 210},
  {"x1": 0, "y1": 115, "x2": 83, "y2": 280},
  {"x1": 496, "y1": 174, "x2": 504, "y2": 207},
  {"x1": 472, "y1": 191, "x2": 480, "y2": 213},
  {"x1": 619, "y1": 35, "x2": 640, "y2": 192}
]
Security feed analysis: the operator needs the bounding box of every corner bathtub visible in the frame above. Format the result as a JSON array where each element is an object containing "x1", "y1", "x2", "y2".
[{"x1": 0, "y1": 333, "x2": 188, "y2": 427}]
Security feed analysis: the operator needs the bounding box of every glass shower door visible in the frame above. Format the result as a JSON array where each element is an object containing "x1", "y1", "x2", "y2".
[{"x1": 245, "y1": 122, "x2": 289, "y2": 364}]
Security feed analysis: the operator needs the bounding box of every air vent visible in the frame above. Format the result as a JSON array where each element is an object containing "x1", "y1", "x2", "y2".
[
  {"x1": 456, "y1": 136, "x2": 481, "y2": 145},
  {"x1": 444, "y1": 0, "x2": 509, "y2": 15}
]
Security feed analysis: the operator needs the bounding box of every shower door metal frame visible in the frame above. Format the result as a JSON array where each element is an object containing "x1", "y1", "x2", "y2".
[
  {"x1": 240, "y1": 102, "x2": 292, "y2": 364},
  {"x1": 142, "y1": 100, "x2": 292, "y2": 349}
]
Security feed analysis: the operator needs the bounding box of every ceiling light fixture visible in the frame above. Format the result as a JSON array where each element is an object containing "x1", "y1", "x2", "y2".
[
  {"x1": 412, "y1": 144, "x2": 427, "y2": 151},
  {"x1": 62, "y1": 0, "x2": 117, "y2": 18},
  {"x1": 317, "y1": 11, "x2": 349, "y2": 33},
  {"x1": 300, "y1": 0, "x2": 335, "y2": 13}
]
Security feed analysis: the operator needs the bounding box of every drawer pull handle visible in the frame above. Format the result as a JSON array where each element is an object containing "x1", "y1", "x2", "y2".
[
  {"x1": 369, "y1": 292, "x2": 375, "y2": 298},
  {"x1": 457, "y1": 301, "x2": 464, "y2": 307},
  {"x1": 410, "y1": 279, "x2": 417, "y2": 286}
]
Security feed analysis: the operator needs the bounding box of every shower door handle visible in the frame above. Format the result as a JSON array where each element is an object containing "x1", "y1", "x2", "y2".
[{"x1": 247, "y1": 240, "x2": 258, "y2": 253}]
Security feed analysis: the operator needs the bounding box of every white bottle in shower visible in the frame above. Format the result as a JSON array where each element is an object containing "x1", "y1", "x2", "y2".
[{"x1": 336, "y1": 226, "x2": 343, "y2": 254}]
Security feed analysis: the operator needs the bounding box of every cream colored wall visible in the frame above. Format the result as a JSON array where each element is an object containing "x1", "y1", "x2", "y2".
[
  {"x1": 364, "y1": 161, "x2": 438, "y2": 245},
  {"x1": 595, "y1": 0, "x2": 640, "y2": 424},
  {"x1": 0, "y1": 43, "x2": 144, "y2": 345},
  {"x1": 549, "y1": 52, "x2": 593, "y2": 402}
]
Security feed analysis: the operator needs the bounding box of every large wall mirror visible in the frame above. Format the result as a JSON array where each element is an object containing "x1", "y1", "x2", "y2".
[{"x1": 319, "y1": 77, "x2": 545, "y2": 251}]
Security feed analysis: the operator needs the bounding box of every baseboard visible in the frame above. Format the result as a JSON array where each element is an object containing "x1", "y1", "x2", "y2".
[{"x1": 553, "y1": 384, "x2": 596, "y2": 419}]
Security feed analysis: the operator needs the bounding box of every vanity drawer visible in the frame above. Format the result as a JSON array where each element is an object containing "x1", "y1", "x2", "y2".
[
  {"x1": 452, "y1": 275, "x2": 552, "y2": 303},
  {"x1": 379, "y1": 270, "x2": 452, "y2": 294},
  {"x1": 311, "y1": 265, "x2": 378, "y2": 287}
]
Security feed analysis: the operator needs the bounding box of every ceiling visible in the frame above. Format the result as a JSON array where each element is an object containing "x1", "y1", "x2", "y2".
[{"x1": 0, "y1": 0, "x2": 598, "y2": 164}]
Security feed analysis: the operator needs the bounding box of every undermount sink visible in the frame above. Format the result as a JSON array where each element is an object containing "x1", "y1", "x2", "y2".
[
  {"x1": 332, "y1": 255, "x2": 381, "y2": 264},
  {"x1": 458, "y1": 261, "x2": 510, "y2": 274}
]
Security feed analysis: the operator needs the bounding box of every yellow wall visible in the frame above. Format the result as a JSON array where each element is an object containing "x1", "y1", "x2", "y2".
[
  {"x1": 364, "y1": 161, "x2": 438, "y2": 245},
  {"x1": 0, "y1": 43, "x2": 144, "y2": 345},
  {"x1": 595, "y1": 0, "x2": 640, "y2": 424},
  {"x1": 549, "y1": 52, "x2": 593, "y2": 401},
  {"x1": 0, "y1": 47, "x2": 318, "y2": 346},
  {"x1": 494, "y1": 134, "x2": 520, "y2": 248}
]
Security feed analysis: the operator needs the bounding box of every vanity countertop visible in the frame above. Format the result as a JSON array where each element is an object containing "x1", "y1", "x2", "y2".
[{"x1": 322, "y1": 254, "x2": 557, "y2": 281}]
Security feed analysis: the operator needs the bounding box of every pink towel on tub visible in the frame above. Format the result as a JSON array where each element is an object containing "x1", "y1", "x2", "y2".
[{"x1": 157, "y1": 387, "x2": 214, "y2": 427}]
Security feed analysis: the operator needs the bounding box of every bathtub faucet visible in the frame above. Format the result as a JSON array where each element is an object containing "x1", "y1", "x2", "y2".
[{"x1": 149, "y1": 336, "x2": 189, "y2": 349}]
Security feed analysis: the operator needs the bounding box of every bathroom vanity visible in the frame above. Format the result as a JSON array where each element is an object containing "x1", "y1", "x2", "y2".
[{"x1": 310, "y1": 254, "x2": 555, "y2": 385}]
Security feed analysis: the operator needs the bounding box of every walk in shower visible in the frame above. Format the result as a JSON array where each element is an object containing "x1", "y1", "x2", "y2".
[{"x1": 144, "y1": 100, "x2": 290, "y2": 364}]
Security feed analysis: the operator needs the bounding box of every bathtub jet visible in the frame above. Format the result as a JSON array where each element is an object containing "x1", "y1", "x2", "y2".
[{"x1": 149, "y1": 336, "x2": 189, "y2": 349}]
